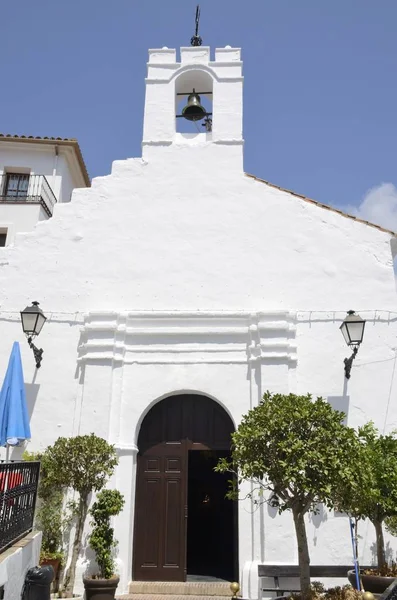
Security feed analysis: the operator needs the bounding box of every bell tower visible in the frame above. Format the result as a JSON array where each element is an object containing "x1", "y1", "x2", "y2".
[{"x1": 142, "y1": 46, "x2": 243, "y2": 169}]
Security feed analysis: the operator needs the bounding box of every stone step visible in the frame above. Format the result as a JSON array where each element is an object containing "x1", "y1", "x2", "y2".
[
  {"x1": 118, "y1": 596, "x2": 232, "y2": 600},
  {"x1": 127, "y1": 582, "x2": 235, "y2": 597}
]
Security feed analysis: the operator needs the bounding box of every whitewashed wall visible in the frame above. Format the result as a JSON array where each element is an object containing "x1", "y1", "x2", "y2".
[
  {"x1": 0, "y1": 532, "x2": 42, "y2": 600},
  {"x1": 0, "y1": 47, "x2": 396, "y2": 597}
]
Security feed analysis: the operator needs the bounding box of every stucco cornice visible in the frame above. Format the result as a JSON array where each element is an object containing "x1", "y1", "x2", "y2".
[{"x1": 78, "y1": 310, "x2": 297, "y2": 365}]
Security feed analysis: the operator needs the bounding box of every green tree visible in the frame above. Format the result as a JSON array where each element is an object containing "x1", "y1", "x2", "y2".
[
  {"x1": 45, "y1": 434, "x2": 118, "y2": 597},
  {"x1": 24, "y1": 449, "x2": 65, "y2": 561},
  {"x1": 385, "y1": 516, "x2": 397, "y2": 538},
  {"x1": 216, "y1": 392, "x2": 360, "y2": 599},
  {"x1": 89, "y1": 489, "x2": 125, "y2": 579},
  {"x1": 338, "y1": 423, "x2": 397, "y2": 570}
]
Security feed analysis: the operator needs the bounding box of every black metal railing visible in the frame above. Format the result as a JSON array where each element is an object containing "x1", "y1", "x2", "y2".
[
  {"x1": 0, "y1": 174, "x2": 57, "y2": 217},
  {"x1": 0, "y1": 461, "x2": 40, "y2": 553}
]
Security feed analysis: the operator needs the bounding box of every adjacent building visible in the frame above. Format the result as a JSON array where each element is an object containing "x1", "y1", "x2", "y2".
[
  {"x1": 0, "y1": 135, "x2": 89, "y2": 245},
  {"x1": 0, "y1": 45, "x2": 396, "y2": 598}
]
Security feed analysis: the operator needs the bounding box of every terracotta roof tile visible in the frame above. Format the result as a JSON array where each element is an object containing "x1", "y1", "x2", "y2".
[{"x1": 245, "y1": 173, "x2": 396, "y2": 237}]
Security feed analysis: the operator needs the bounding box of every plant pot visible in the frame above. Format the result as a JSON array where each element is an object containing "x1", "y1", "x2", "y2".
[
  {"x1": 83, "y1": 576, "x2": 119, "y2": 600},
  {"x1": 40, "y1": 558, "x2": 61, "y2": 591},
  {"x1": 40, "y1": 557, "x2": 61, "y2": 574},
  {"x1": 347, "y1": 569, "x2": 397, "y2": 593}
]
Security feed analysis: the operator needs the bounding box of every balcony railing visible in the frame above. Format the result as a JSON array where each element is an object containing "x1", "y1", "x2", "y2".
[
  {"x1": 0, "y1": 461, "x2": 40, "y2": 553},
  {"x1": 0, "y1": 174, "x2": 57, "y2": 217}
]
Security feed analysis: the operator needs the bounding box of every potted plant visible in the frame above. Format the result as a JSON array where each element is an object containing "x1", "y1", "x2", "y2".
[
  {"x1": 83, "y1": 489, "x2": 125, "y2": 599},
  {"x1": 216, "y1": 392, "x2": 360, "y2": 600},
  {"x1": 44, "y1": 433, "x2": 118, "y2": 598},
  {"x1": 338, "y1": 424, "x2": 397, "y2": 593}
]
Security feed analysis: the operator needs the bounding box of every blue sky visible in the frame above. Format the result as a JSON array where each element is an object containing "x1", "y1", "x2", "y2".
[{"x1": 1, "y1": 1, "x2": 396, "y2": 224}]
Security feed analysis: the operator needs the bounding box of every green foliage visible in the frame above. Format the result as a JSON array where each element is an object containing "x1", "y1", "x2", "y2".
[
  {"x1": 89, "y1": 489, "x2": 125, "y2": 579},
  {"x1": 44, "y1": 434, "x2": 118, "y2": 497},
  {"x1": 216, "y1": 392, "x2": 359, "y2": 513},
  {"x1": 216, "y1": 392, "x2": 360, "y2": 599},
  {"x1": 337, "y1": 423, "x2": 397, "y2": 568},
  {"x1": 43, "y1": 434, "x2": 118, "y2": 596},
  {"x1": 40, "y1": 550, "x2": 65, "y2": 563},
  {"x1": 357, "y1": 423, "x2": 397, "y2": 522},
  {"x1": 23, "y1": 449, "x2": 65, "y2": 559},
  {"x1": 386, "y1": 516, "x2": 397, "y2": 537}
]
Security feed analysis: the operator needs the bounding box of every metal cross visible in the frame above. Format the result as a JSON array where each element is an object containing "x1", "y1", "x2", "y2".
[{"x1": 190, "y1": 5, "x2": 202, "y2": 46}]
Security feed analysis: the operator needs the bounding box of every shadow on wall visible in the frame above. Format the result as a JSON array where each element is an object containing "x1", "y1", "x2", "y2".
[
  {"x1": 370, "y1": 540, "x2": 394, "y2": 565},
  {"x1": 328, "y1": 396, "x2": 350, "y2": 425},
  {"x1": 267, "y1": 496, "x2": 278, "y2": 520},
  {"x1": 309, "y1": 504, "x2": 328, "y2": 547},
  {"x1": 25, "y1": 383, "x2": 40, "y2": 421}
]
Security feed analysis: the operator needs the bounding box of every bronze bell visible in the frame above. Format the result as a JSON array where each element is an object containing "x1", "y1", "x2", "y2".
[{"x1": 182, "y1": 89, "x2": 206, "y2": 121}]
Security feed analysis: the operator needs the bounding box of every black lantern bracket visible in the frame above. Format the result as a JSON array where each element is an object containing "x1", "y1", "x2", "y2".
[
  {"x1": 20, "y1": 301, "x2": 47, "y2": 369},
  {"x1": 344, "y1": 345, "x2": 359, "y2": 380},
  {"x1": 340, "y1": 310, "x2": 366, "y2": 380},
  {"x1": 27, "y1": 337, "x2": 44, "y2": 369}
]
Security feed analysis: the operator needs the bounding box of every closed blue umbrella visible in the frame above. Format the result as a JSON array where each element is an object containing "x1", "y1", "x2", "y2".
[{"x1": 0, "y1": 342, "x2": 31, "y2": 448}]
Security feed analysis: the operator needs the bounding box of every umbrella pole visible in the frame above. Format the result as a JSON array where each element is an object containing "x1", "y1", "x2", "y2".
[
  {"x1": 350, "y1": 517, "x2": 361, "y2": 590},
  {"x1": 5, "y1": 445, "x2": 9, "y2": 463}
]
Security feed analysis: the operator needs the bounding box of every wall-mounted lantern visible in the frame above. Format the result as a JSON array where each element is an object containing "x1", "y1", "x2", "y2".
[
  {"x1": 340, "y1": 310, "x2": 366, "y2": 379},
  {"x1": 20, "y1": 301, "x2": 47, "y2": 369}
]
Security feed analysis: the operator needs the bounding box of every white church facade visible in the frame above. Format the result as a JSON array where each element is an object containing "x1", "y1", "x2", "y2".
[{"x1": 0, "y1": 45, "x2": 396, "y2": 597}]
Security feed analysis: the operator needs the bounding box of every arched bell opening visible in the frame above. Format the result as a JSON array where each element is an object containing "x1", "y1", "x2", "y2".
[
  {"x1": 132, "y1": 394, "x2": 238, "y2": 582},
  {"x1": 175, "y1": 69, "x2": 213, "y2": 135}
]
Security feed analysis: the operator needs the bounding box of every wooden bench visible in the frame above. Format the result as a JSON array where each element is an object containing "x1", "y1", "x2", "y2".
[{"x1": 258, "y1": 564, "x2": 371, "y2": 598}]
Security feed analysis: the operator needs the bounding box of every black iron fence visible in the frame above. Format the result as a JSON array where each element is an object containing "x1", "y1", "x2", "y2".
[
  {"x1": 0, "y1": 461, "x2": 40, "y2": 553},
  {"x1": 0, "y1": 174, "x2": 57, "y2": 217}
]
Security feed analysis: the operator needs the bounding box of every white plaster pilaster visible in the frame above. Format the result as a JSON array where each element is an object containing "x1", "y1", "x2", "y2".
[{"x1": 113, "y1": 443, "x2": 139, "y2": 595}]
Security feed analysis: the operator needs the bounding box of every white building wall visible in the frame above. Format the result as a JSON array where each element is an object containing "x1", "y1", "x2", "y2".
[
  {"x1": 55, "y1": 150, "x2": 85, "y2": 203},
  {"x1": 0, "y1": 204, "x2": 47, "y2": 245},
  {"x1": 0, "y1": 532, "x2": 42, "y2": 600},
  {"x1": 0, "y1": 47, "x2": 396, "y2": 597},
  {"x1": 0, "y1": 144, "x2": 56, "y2": 178},
  {"x1": 0, "y1": 142, "x2": 87, "y2": 242}
]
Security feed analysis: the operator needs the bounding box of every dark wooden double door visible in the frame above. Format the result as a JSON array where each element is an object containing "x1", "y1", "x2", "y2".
[{"x1": 133, "y1": 394, "x2": 235, "y2": 581}]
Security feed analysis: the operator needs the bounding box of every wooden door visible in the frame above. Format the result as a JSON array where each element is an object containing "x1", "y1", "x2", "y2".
[
  {"x1": 133, "y1": 395, "x2": 234, "y2": 581},
  {"x1": 133, "y1": 440, "x2": 187, "y2": 581}
]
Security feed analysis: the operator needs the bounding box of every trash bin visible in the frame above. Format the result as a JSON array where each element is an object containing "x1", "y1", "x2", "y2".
[{"x1": 21, "y1": 565, "x2": 54, "y2": 600}]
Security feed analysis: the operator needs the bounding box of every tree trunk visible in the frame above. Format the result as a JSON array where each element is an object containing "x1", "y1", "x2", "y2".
[
  {"x1": 63, "y1": 495, "x2": 88, "y2": 597},
  {"x1": 373, "y1": 519, "x2": 386, "y2": 570},
  {"x1": 292, "y1": 506, "x2": 311, "y2": 599}
]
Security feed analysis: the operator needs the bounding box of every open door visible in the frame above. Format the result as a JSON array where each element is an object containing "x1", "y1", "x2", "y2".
[{"x1": 133, "y1": 394, "x2": 236, "y2": 582}]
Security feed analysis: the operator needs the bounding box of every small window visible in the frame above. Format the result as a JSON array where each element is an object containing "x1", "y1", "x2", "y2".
[
  {"x1": 4, "y1": 173, "x2": 29, "y2": 198},
  {"x1": 0, "y1": 230, "x2": 7, "y2": 246}
]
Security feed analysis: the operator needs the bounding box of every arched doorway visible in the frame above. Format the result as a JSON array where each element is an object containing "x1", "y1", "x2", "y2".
[{"x1": 133, "y1": 394, "x2": 237, "y2": 582}]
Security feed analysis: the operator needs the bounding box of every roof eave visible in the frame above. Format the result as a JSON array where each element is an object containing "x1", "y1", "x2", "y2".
[
  {"x1": 0, "y1": 135, "x2": 90, "y2": 187},
  {"x1": 245, "y1": 172, "x2": 397, "y2": 237}
]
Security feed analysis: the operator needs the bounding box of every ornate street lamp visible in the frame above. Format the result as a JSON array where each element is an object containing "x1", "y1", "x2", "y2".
[
  {"x1": 20, "y1": 301, "x2": 47, "y2": 368},
  {"x1": 340, "y1": 310, "x2": 366, "y2": 379}
]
